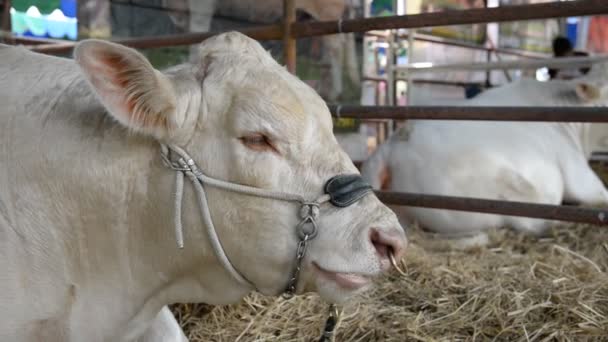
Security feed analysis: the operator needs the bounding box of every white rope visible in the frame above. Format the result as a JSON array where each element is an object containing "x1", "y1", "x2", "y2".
[
  {"x1": 184, "y1": 168, "x2": 253, "y2": 285},
  {"x1": 169, "y1": 145, "x2": 311, "y2": 203},
  {"x1": 174, "y1": 171, "x2": 185, "y2": 249}
]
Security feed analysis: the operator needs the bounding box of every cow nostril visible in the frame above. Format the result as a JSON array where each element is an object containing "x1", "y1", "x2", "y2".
[{"x1": 370, "y1": 228, "x2": 405, "y2": 261}]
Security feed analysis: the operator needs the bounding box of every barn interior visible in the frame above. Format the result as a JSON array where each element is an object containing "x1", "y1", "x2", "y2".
[{"x1": 1, "y1": 0, "x2": 608, "y2": 340}]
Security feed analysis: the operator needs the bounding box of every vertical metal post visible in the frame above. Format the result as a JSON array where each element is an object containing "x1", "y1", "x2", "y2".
[
  {"x1": 406, "y1": 29, "x2": 415, "y2": 105},
  {"x1": 386, "y1": 32, "x2": 395, "y2": 106},
  {"x1": 386, "y1": 31, "x2": 395, "y2": 136},
  {"x1": 360, "y1": 39, "x2": 376, "y2": 143},
  {"x1": 487, "y1": 36, "x2": 512, "y2": 83},
  {"x1": 283, "y1": 0, "x2": 297, "y2": 74},
  {"x1": 378, "y1": 122, "x2": 386, "y2": 145},
  {"x1": 484, "y1": 0, "x2": 502, "y2": 87},
  {"x1": 2, "y1": 0, "x2": 11, "y2": 34}
]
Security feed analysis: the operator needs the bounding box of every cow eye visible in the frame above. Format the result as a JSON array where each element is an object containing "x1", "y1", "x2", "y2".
[{"x1": 239, "y1": 133, "x2": 277, "y2": 153}]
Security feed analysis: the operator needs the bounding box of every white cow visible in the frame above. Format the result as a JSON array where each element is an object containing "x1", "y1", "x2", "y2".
[
  {"x1": 0, "y1": 32, "x2": 406, "y2": 341},
  {"x1": 361, "y1": 62, "x2": 608, "y2": 238}
]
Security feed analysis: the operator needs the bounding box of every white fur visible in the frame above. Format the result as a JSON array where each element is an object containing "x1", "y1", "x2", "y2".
[
  {"x1": 362, "y1": 66, "x2": 608, "y2": 237},
  {"x1": 138, "y1": 307, "x2": 188, "y2": 342},
  {"x1": 0, "y1": 32, "x2": 404, "y2": 341}
]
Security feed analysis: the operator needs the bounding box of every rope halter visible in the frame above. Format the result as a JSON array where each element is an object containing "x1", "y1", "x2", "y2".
[{"x1": 160, "y1": 143, "x2": 374, "y2": 340}]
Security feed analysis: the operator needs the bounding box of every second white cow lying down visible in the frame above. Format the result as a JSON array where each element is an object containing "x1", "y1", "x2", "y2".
[{"x1": 361, "y1": 64, "x2": 608, "y2": 237}]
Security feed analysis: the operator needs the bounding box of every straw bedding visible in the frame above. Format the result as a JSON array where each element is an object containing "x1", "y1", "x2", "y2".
[{"x1": 172, "y1": 222, "x2": 608, "y2": 341}]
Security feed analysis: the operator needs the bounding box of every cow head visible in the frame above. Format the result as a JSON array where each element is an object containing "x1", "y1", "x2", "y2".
[
  {"x1": 571, "y1": 61, "x2": 608, "y2": 156},
  {"x1": 74, "y1": 32, "x2": 406, "y2": 304},
  {"x1": 575, "y1": 81, "x2": 608, "y2": 103}
]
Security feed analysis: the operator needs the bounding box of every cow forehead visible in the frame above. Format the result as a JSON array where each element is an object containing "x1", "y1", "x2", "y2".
[
  {"x1": 233, "y1": 68, "x2": 333, "y2": 135},
  {"x1": 272, "y1": 82, "x2": 328, "y2": 119}
]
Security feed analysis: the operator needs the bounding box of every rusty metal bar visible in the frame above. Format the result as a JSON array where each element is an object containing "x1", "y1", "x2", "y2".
[
  {"x1": 409, "y1": 33, "x2": 549, "y2": 60},
  {"x1": 364, "y1": 76, "x2": 486, "y2": 88},
  {"x1": 395, "y1": 55, "x2": 608, "y2": 73},
  {"x1": 26, "y1": 0, "x2": 601, "y2": 55},
  {"x1": 293, "y1": 0, "x2": 608, "y2": 37},
  {"x1": 375, "y1": 191, "x2": 608, "y2": 226},
  {"x1": 366, "y1": 30, "x2": 549, "y2": 59},
  {"x1": 412, "y1": 79, "x2": 486, "y2": 88},
  {"x1": 29, "y1": 24, "x2": 283, "y2": 54},
  {"x1": 0, "y1": 31, "x2": 67, "y2": 45},
  {"x1": 283, "y1": 0, "x2": 296, "y2": 74},
  {"x1": 329, "y1": 106, "x2": 608, "y2": 122}
]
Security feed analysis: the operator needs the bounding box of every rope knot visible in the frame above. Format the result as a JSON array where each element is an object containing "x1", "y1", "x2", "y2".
[
  {"x1": 299, "y1": 202, "x2": 320, "y2": 220},
  {"x1": 297, "y1": 202, "x2": 320, "y2": 240}
]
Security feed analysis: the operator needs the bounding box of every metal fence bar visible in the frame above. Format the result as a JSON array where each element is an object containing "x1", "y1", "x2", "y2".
[
  {"x1": 366, "y1": 30, "x2": 549, "y2": 59},
  {"x1": 293, "y1": 0, "x2": 608, "y2": 38},
  {"x1": 27, "y1": 0, "x2": 608, "y2": 55},
  {"x1": 395, "y1": 55, "x2": 608, "y2": 73},
  {"x1": 0, "y1": 31, "x2": 69, "y2": 45},
  {"x1": 329, "y1": 106, "x2": 608, "y2": 122},
  {"x1": 363, "y1": 76, "x2": 487, "y2": 88},
  {"x1": 375, "y1": 191, "x2": 608, "y2": 226},
  {"x1": 28, "y1": 24, "x2": 283, "y2": 54},
  {"x1": 410, "y1": 33, "x2": 549, "y2": 60}
]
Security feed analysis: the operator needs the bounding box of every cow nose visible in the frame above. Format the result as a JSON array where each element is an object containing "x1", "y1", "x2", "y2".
[{"x1": 369, "y1": 227, "x2": 406, "y2": 263}]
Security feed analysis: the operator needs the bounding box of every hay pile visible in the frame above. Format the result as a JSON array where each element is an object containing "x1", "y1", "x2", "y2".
[{"x1": 173, "y1": 224, "x2": 608, "y2": 341}]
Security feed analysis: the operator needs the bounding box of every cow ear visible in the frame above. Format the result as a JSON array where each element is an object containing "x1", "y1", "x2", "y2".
[
  {"x1": 74, "y1": 39, "x2": 178, "y2": 139},
  {"x1": 575, "y1": 82, "x2": 601, "y2": 102}
]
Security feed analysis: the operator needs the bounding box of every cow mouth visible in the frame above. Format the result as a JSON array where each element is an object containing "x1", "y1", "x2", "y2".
[{"x1": 312, "y1": 262, "x2": 372, "y2": 290}]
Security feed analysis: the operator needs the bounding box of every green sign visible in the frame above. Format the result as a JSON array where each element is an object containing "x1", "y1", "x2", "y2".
[{"x1": 12, "y1": 0, "x2": 61, "y2": 14}]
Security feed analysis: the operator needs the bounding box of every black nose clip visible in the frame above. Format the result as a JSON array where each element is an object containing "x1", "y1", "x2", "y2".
[{"x1": 324, "y1": 174, "x2": 373, "y2": 208}]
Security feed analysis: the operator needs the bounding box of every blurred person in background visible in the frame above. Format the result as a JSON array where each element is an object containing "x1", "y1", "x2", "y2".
[{"x1": 549, "y1": 36, "x2": 590, "y2": 80}]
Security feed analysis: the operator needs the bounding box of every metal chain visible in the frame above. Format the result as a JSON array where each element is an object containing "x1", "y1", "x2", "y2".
[
  {"x1": 283, "y1": 233, "x2": 309, "y2": 299},
  {"x1": 283, "y1": 204, "x2": 342, "y2": 342},
  {"x1": 319, "y1": 304, "x2": 340, "y2": 342},
  {"x1": 283, "y1": 202, "x2": 321, "y2": 298},
  {"x1": 283, "y1": 231, "x2": 341, "y2": 342}
]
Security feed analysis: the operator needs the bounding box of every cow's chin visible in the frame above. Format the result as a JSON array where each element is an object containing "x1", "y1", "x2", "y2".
[
  {"x1": 254, "y1": 263, "x2": 375, "y2": 303},
  {"x1": 308, "y1": 262, "x2": 374, "y2": 304}
]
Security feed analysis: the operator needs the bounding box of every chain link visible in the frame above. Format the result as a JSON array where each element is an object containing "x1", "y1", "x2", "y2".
[
  {"x1": 284, "y1": 201, "x2": 322, "y2": 298},
  {"x1": 283, "y1": 233, "x2": 309, "y2": 299},
  {"x1": 285, "y1": 204, "x2": 342, "y2": 341},
  {"x1": 319, "y1": 304, "x2": 340, "y2": 342}
]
